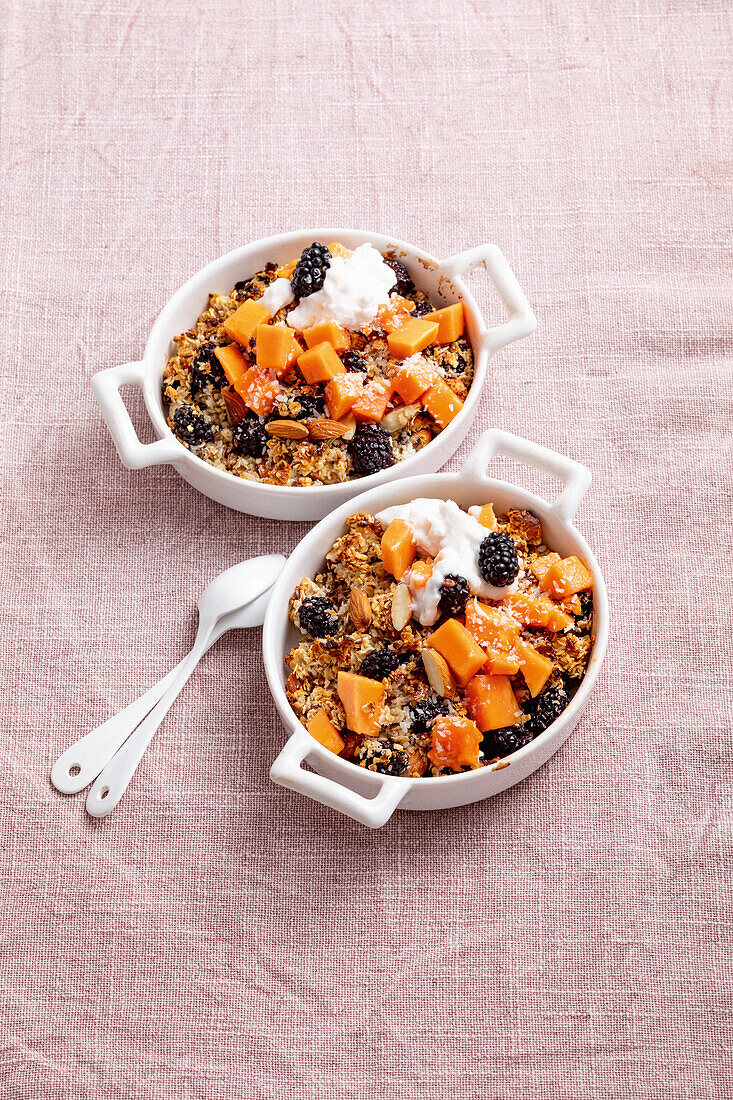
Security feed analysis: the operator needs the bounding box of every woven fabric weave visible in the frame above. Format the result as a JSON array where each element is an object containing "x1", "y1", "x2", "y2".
[{"x1": 1, "y1": 1, "x2": 731, "y2": 1097}]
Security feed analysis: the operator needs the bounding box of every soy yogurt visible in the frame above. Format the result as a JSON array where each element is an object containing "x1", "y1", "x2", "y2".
[{"x1": 286, "y1": 243, "x2": 397, "y2": 331}]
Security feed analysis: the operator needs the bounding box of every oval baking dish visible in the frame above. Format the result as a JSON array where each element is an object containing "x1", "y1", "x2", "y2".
[
  {"x1": 263, "y1": 430, "x2": 609, "y2": 826},
  {"x1": 91, "y1": 230, "x2": 536, "y2": 521}
]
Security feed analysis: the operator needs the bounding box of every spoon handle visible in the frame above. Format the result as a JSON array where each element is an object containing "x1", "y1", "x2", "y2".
[
  {"x1": 50, "y1": 619, "x2": 227, "y2": 795},
  {"x1": 85, "y1": 623, "x2": 214, "y2": 818}
]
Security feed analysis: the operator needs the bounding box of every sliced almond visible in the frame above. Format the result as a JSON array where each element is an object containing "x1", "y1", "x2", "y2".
[
  {"x1": 339, "y1": 414, "x2": 357, "y2": 441},
  {"x1": 391, "y1": 583, "x2": 412, "y2": 631},
  {"x1": 309, "y1": 417, "x2": 348, "y2": 441},
  {"x1": 421, "y1": 648, "x2": 455, "y2": 698},
  {"x1": 266, "y1": 419, "x2": 309, "y2": 440},
  {"x1": 379, "y1": 403, "x2": 420, "y2": 435},
  {"x1": 349, "y1": 587, "x2": 372, "y2": 631},
  {"x1": 221, "y1": 387, "x2": 248, "y2": 426}
]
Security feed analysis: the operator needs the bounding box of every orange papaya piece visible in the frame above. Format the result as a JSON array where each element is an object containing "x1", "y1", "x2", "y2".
[
  {"x1": 540, "y1": 556, "x2": 593, "y2": 600},
  {"x1": 427, "y1": 714, "x2": 482, "y2": 771},
  {"x1": 223, "y1": 299, "x2": 270, "y2": 346},
  {"x1": 381, "y1": 519, "x2": 416, "y2": 579},
  {"x1": 337, "y1": 672, "x2": 385, "y2": 737},
  {"x1": 464, "y1": 674, "x2": 523, "y2": 734},
  {"x1": 421, "y1": 378, "x2": 464, "y2": 428},
  {"x1": 423, "y1": 302, "x2": 465, "y2": 343},
  {"x1": 515, "y1": 639, "x2": 554, "y2": 697},
  {"x1": 464, "y1": 599, "x2": 520, "y2": 652},
  {"x1": 325, "y1": 374, "x2": 364, "y2": 420},
  {"x1": 387, "y1": 318, "x2": 440, "y2": 358},
  {"x1": 307, "y1": 709, "x2": 345, "y2": 755},
  {"x1": 351, "y1": 379, "x2": 394, "y2": 422},
  {"x1": 427, "y1": 618, "x2": 487, "y2": 687},
  {"x1": 236, "y1": 366, "x2": 279, "y2": 417},
  {"x1": 410, "y1": 560, "x2": 433, "y2": 589},
  {"x1": 303, "y1": 321, "x2": 350, "y2": 352},
  {"x1": 392, "y1": 358, "x2": 439, "y2": 403},
  {"x1": 254, "y1": 324, "x2": 299, "y2": 374},
  {"x1": 297, "y1": 341, "x2": 346, "y2": 384},
  {"x1": 214, "y1": 344, "x2": 248, "y2": 389}
]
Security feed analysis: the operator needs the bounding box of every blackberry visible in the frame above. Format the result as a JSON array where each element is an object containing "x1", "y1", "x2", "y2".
[
  {"x1": 438, "y1": 574, "x2": 470, "y2": 617},
  {"x1": 483, "y1": 726, "x2": 534, "y2": 759},
  {"x1": 354, "y1": 739, "x2": 408, "y2": 776},
  {"x1": 348, "y1": 424, "x2": 394, "y2": 476},
  {"x1": 298, "y1": 596, "x2": 339, "y2": 638},
  {"x1": 412, "y1": 297, "x2": 434, "y2": 317},
  {"x1": 478, "y1": 532, "x2": 520, "y2": 587},
  {"x1": 231, "y1": 415, "x2": 268, "y2": 458},
  {"x1": 382, "y1": 257, "x2": 415, "y2": 296},
  {"x1": 409, "y1": 697, "x2": 449, "y2": 737},
  {"x1": 341, "y1": 351, "x2": 367, "y2": 373},
  {"x1": 172, "y1": 405, "x2": 213, "y2": 447},
  {"x1": 290, "y1": 242, "x2": 331, "y2": 299},
  {"x1": 524, "y1": 685, "x2": 568, "y2": 736},
  {"x1": 190, "y1": 343, "x2": 226, "y2": 395},
  {"x1": 359, "y1": 647, "x2": 400, "y2": 682}
]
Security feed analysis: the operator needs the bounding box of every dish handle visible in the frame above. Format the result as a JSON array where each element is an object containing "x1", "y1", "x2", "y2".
[
  {"x1": 270, "y1": 729, "x2": 410, "y2": 828},
  {"x1": 91, "y1": 362, "x2": 181, "y2": 469},
  {"x1": 462, "y1": 429, "x2": 591, "y2": 523},
  {"x1": 440, "y1": 244, "x2": 537, "y2": 355}
]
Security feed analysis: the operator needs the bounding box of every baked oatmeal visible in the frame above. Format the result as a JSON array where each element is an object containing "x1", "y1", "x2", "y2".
[
  {"x1": 161, "y1": 242, "x2": 474, "y2": 486},
  {"x1": 285, "y1": 500, "x2": 594, "y2": 776}
]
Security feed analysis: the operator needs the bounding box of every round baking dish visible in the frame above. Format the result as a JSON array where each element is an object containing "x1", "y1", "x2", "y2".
[
  {"x1": 91, "y1": 230, "x2": 536, "y2": 520},
  {"x1": 264, "y1": 429, "x2": 609, "y2": 826}
]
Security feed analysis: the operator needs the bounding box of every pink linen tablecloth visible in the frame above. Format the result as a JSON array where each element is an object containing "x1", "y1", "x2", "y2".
[{"x1": 1, "y1": 1, "x2": 731, "y2": 1097}]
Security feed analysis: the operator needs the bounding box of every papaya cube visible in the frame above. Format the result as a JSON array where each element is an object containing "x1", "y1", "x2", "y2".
[
  {"x1": 502, "y1": 592, "x2": 572, "y2": 632},
  {"x1": 325, "y1": 373, "x2": 365, "y2": 420},
  {"x1": 529, "y1": 552, "x2": 561, "y2": 583},
  {"x1": 515, "y1": 639, "x2": 554, "y2": 697},
  {"x1": 421, "y1": 378, "x2": 464, "y2": 428},
  {"x1": 392, "y1": 357, "x2": 439, "y2": 403},
  {"x1": 307, "y1": 708, "x2": 345, "y2": 755},
  {"x1": 540, "y1": 556, "x2": 594, "y2": 600},
  {"x1": 214, "y1": 344, "x2": 247, "y2": 389},
  {"x1": 223, "y1": 298, "x2": 270, "y2": 346},
  {"x1": 428, "y1": 715, "x2": 482, "y2": 771},
  {"x1": 410, "y1": 560, "x2": 433, "y2": 589},
  {"x1": 427, "y1": 618, "x2": 487, "y2": 687},
  {"x1": 328, "y1": 241, "x2": 352, "y2": 259},
  {"x1": 484, "y1": 648, "x2": 521, "y2": 676},
  {"x1": 297, "y1": 341, "x2": 346, "y2": 384},
  {"x1": 337, "y1": 671, "x2": 385, "y2": 737},
  {"x1": 387, "y1": 318, "x2": 440, "y2": 358},
  {"x1": 351, "y1": 379, "x2": 394, "y2": 422},
  {"x1": 423, "y1": 302, "x2": 465, "y2": 343},
  {"x1": 381, "y1": 519, "x2": 416, "y2": 579},
  {"x1": 236, "y1": 366, "x2": 279, "y2": 417},
  {"x1": 475, "y1": 503, "x2": 497, "y2": 530},
  {"x1": 303, "y1": 320, "x2": 350, "y2": 352},
  {"x1": 254, "y1": 324, "x2": 298, "y2": 374},
  {"x1": 465, "y1": 599, "x2": 520, "y2": 652},
  {"x1": 464, "y1": 674, "x2": 523, "y2": 733}
]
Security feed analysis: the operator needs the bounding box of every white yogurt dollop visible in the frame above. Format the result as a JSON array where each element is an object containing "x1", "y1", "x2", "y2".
[
  {"x1": 260, "y1": 277, "x2": 295, "y2": 315},
  {"x1": 375, "y1": 498, "x2": 520, "y2": 626},
  {"x1": 287, "y1": 243, "x2": 397, "y2": 331}
]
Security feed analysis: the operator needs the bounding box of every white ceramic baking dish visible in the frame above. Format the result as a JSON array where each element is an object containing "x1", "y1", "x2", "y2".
[
  {"x1": 91, "y1": 229, "x2": 536, "y2": 520},
  {"x1": 263, "y1": 429, "x2": 609, "y2": 827}
]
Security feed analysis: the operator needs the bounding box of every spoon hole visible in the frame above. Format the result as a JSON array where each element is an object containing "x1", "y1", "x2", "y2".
[
  {"x1": 100, "y1": 787, "x2": 109, "y2": 800},
  {"x1": 69, "y1": 765, "x2": 81, "y2": 778}
]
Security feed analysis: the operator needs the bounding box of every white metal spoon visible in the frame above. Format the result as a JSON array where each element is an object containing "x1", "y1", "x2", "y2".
[{"x1": 51, "y1": 554, "x2": 284, "y2": 798}]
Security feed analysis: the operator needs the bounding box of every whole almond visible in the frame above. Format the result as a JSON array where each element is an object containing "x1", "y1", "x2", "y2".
[
  {"x1": 309, "y1": 417, "x2": 348, "y2": 440},
  {"x1": 349, "y1": 587, "x2": 372, "y2": 631},
  {"x1": 391, "y1": 583, "x2": 412, "y2": 631},
  {"x1": 421, "y1": 648, "x2": 455, "y2": 698},
  {"x1": 266, "y1": 419, "x2": 309, "y2": 440},
  {"x1": 221, "y1": 388, "x2": 248, "y2": 426}
]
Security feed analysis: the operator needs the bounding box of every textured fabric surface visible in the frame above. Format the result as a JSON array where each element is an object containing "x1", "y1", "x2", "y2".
[{"x1": 1, "y1": 1, "x2": 731, "y2": 1097}]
